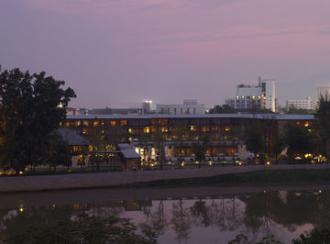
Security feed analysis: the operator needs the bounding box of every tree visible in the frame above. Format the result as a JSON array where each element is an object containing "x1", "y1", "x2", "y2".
[
  {"x1": 284, "y1": 124, "x2": 320, "y2": 161},
  {"x1": 46, "y1": 133, "x2": 72, "y2": 171},
  {"x1": 193, "y1": 135, "x2": 209, "y2": 167},
  {"x1": 245, "y1": 126, "x2": 265, "y2": 159},
  {"x1": 286, "y1": 106, "x2": 314, "y2": 114},
  {"x1": 272, "y1": 135, "x2": 285, "y2": 163},
  {"x1": 151, "y1": 127, "x2": 166, "y2": 169},
  {"x1": 2, "y1": 208, "x2": 157, "y2": 244},
  {"x1": 0, "y1": 67, "x2": 76, "y2": 171},
  {"x1": 193, "y1": 144, "x2": 205, "y2": 167},
  {"x1": 208, "y1": 104, "x2": 236, "y2": 114},
  {"x1": 315, "y1": 95, "x2": 330, "y2": 160}
]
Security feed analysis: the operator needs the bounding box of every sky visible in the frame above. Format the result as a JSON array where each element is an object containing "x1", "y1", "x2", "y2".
[{"x1": 1, "y1": 0, "x2": 330, "y2": 108}]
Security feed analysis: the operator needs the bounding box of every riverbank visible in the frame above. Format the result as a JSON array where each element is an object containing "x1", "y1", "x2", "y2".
[{"x1": 1, "y1": 164, "x2": 330, "y2": 193}]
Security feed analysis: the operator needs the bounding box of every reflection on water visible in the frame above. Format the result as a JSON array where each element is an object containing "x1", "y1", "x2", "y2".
[{"x1": 1, "y1": 189, "x2": 330, "y2": 243}]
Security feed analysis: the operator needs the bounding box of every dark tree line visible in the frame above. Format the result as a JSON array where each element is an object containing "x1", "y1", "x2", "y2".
[
  {"x1": 244, "y1": 96, "x2": 330, "y2": 162},
  {"x1": 0, "y1": 67, "x2": 76, "y2": 172}
]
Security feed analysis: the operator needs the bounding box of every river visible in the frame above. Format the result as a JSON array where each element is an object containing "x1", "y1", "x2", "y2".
[{"x1": 0, "y1": 185, "x2": 329, "y2": 243}]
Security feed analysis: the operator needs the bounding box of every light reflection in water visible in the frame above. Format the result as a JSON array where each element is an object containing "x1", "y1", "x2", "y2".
[{"x1": 0, "y1": 190, "x2": 329, "y2": 243}]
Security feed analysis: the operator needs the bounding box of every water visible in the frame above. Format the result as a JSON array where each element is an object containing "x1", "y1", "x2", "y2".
[{"x1": 0, "y1": 186, "x2": 329, "y2": 243}]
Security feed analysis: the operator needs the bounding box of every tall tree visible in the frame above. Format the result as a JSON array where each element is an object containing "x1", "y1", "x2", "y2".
[
  {"x1": 0, "y1": 67, "x2": 75, "y2": 171},
  {"x1": 315, "y1": 95, "x2": 330, "y2": 160},
  {"x1": 245, "y1": 126, "x2": 265, "y2": 157},
  {"x1": 46, "y1": 132, "x2": 72, "y2": 171},
  {"x1": 284, "y1": 124, "x2": 319, "y2": 161}
]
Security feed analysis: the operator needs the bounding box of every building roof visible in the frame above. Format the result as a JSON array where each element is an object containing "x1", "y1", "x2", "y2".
[
  {"x1": 117, "y1": 144, "x2": 140, "y2": 159},
  {"x1": 57, "y1": 128, "x2": 89, "y2": 146},
  {"x1": 66, "y1": 113, "x2": 315, "y2": 121}
]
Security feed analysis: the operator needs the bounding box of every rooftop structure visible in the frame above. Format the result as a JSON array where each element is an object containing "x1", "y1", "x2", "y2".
[
  {"x1": 156, "y1": 99, "x2": 206, "y2": 115},
  {"x1": 66, "y1": 113, "x2": 314, "y2": 121},
  {"x1": 88, "y1": 107, "x2": 143, "y2": 115},
  {"x1": 142, "y1": 100, "x2": 154, "y2": 114}
]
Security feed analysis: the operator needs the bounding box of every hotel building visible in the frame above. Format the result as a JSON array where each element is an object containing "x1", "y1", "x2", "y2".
[{"x1": 60, "y1": 113, "x2": 314, "y2": 169}]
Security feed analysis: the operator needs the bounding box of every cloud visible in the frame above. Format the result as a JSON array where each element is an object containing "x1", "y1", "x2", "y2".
[
  {"x1": 142, "y1": 25, "x2": 330, "y2": 50},
  {"x1": 23, "y1": 0, "x2": 244, "y2": 14}
]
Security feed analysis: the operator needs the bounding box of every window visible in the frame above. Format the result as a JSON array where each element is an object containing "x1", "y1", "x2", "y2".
[
  {"x1": 144, "y1": 126, "x2": 151, "y2": 134},
  {"x1": 120, "y1": 120, "x2": 128, "y2": 126},
  {"x1": 82, "y1": 128, "x2": 88, "y2": 135},
  {"x1": 93, "y1": 121, "x2": 99, "y2": 127},
  {"x1": 110, "y1": 120, "x2": 117, "y2": 127}
]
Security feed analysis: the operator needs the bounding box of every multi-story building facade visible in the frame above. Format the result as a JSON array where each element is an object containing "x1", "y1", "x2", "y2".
[
  {"x1": 156, "y1": 99, "x2": 206, "y2": 115},
  {"x1": 61, "y1": 113, "x2": 314, "y2": 168},
  {"x1": 235, "y1": 84, "x2": 264, "y2": 111},
  {"x1": 142, "y1": 100, "x2": 154, "y2": 114},
  {"x1": 286, "y1": 96, "x2": 318, "y2": 111},
  {"x1": 261, "y1": 79, "x2": 276, "y2": 112},
  {"x1": 226, "y1": 78, "x2": 276, "y2": 112}
]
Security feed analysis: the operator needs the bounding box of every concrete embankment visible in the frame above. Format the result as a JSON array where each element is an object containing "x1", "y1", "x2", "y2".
[{"x1": 1, "y1": 164, "x2": 330, "y2": 193}]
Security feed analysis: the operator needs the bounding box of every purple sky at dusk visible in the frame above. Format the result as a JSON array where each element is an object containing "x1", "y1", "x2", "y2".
[{"x1": 1, "y1": 0, "x2": 330, "y2": 108}]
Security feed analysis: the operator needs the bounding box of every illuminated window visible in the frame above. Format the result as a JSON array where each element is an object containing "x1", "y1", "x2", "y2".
[
  {"x1": 83, "y1": 121, "x2": 89, "y2": 126},
  {"x1": 151, "y1": 147, "x2": 157, "y2": 159},
  {"x1": 82, "y1": 128, "x2": 88, "y2": 135},
  {"x1": 76, "y1": 121, "x2": 81, "y2": 127},
  {"x1": 128, "y1": 128, "x2": 133, "y2": 134},
  {"x1": 144, "y1": 126, "x2": 151, "y2": 134},
  {"x1": 225, "y1": 127, "x2": 231, "y2": 132},
  {"x1": 110, "y1": 121, "x2": 116, "y2": 127},
  {"x1": 304, "y1": 122, "x2": 310, "y2": 128},
  {"x1": 93, "y1": 121, "x2": 99, "y2": 127},
  {"x1": 73, "y1": 146, "x2": 80, "y2": 152},
  {"x1": 190, "y1": 125, "x2": 197, "y2": 132},
  {"x1": 161, "y1": 127, "x2": 168, "y2": 133},
  {"x1": 120, "y1": 120, "x2": 127, "y2": 126}
]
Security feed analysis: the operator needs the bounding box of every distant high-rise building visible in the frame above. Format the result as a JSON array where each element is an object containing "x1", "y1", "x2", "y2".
[
  {"x1": 156, "y1": 99, "x2": 206, "y2": 115},
  {"x1": 226, "y1": 77, "x2": 277, "y2": 112},
  {"x1": 286, "y1": 96, "x2": 318, "y2": 111},
  {"x1": 259, "y1": 78, "x2": 276, "y2": 113}
]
